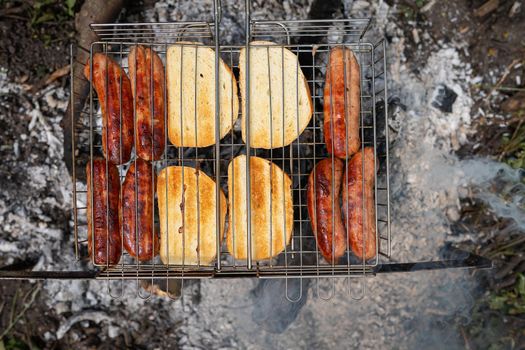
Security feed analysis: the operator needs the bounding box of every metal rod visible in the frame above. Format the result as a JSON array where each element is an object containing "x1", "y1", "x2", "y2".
[
  {"x1": 244, "y1": 0, "x2": 252, "y2": 270},
  {"x1": 214, "y1": 0, "x2": 222, "y2": 271},
  {"x1": 70, "y1": 44, "x2": 79, "y2": 261},
  {"x1": 383, "y1": 40, "x2": 392, "y2": 258},
  {"x1": 0, "y1": 249, "x2": 491, "y2": 280}
]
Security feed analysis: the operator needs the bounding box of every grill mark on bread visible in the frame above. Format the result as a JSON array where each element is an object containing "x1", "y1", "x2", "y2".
[{"x1": 158, "y1": 166, "x2": 226, "y2": 265}]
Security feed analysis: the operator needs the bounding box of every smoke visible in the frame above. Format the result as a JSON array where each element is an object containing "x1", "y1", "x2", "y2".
[
  {"x1": 413, "y1": 144, "x2": 525, "y2": 229},
  {"x1": 250, "y1": 278, "x2": 310, "y2": 333},
  {"x1": 464, "y1": 160, "x2": 524, "y2": 228}
]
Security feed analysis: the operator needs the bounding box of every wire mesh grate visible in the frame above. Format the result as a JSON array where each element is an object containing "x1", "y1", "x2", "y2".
[{"x1": 71, "y1": 11, "x2": 390, "y2": 300}]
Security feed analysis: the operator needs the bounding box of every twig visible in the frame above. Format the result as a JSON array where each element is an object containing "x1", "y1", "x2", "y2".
[
  {"x1": 474, "y1": 0, "x2": 499, "y2": 17},
  {"x1": 0, "y1": 14, "x2": 27, "y2": 20},
  {"x1": 0, "y1": 284, "x2": 41, "y2": 340},
  {"x1": 459, "y1": 325, "x2": 472, "y2": 350},
  {"x1": 497, "y1": 86, "x2": 525, "y2": 92},
  {"x1": 483, "y1": 58, "x2": 521, "y2": 106},
  {"x1": 9, "y1": 289, "x2": 19, "y2": 327},
  {"x1": 29, "y1": 64, "x2": 71, "y2": 93},
  {"x1": 0, "y1": 5, "x2": 27, "y2": 17},
  {"x1": 487, "y1": 236, "x2": 525, "y2": 259},
  {"x1": 420, "y1": 0, "x2": 437, "y2": 13}
]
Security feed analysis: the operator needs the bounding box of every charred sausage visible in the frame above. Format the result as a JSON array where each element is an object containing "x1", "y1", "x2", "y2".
[
  {"x1": 84, "y1": 53, "x2": 134, "y2": 165},
  {"x1": 86, "y1": 158, "x2": 122, "y2": 265},
  {"x1": 128, "y1": 46, "x2": 166, "y2": 161},
  {"x1": 323, "y1": 47, "x2": 361, "y2": 159},
  {"x1": 121, "y1": 158, "x2": 159, "y2": 261},
  {"x1": 342, "y1": 147, "x2": 376, "y2": 261},
  {"x1": 307, "y1": 158, "x2": 347, "y2": 263}
]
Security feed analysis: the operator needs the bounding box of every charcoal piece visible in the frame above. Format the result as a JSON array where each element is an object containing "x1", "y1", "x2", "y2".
[{"x1": 432, "y1": 84, "x2": 458, "y2": 113}]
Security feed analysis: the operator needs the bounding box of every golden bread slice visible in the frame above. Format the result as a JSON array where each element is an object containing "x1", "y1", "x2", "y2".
[
  {"x1": 158, "y1": 166, "x2": 226, "y2": 265},
  {"x1": 226, "y1": 155, "x2": 294, "y2": 261},
  {"x1": 167, "y1": 42, "x2": 239, "y2": 147},
  {"x1": 239, "y1": 41, "x2": 313, "y2": 149}
]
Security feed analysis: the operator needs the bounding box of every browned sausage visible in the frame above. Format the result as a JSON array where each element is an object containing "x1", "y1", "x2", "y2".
[
  {"x1": 121, "y1": 158, "x2": 159, "y2": 261},
  {"x1": 84, "y1": 53, "x2": 134, "y2": 165},
  {"x1": 128, "y1": 46, "x2": 166, "y2": 161},
  {"x1": 324, "y1": 47, "x2": 360, "y2": 159},
  {"x1": 307, "y1": 158, "x2": 347, "y2": 263},
  {"x1": 342, "y1": 147, "x2": 376, "y2": 261},
  {"x1": 86, "y1": 158, "x2": 122, "y2": 265}
]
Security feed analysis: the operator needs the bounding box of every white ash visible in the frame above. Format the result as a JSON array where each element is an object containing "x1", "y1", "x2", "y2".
[
  {"x1": 144, "y1": 0, "x2": 314, "y2": 45},
  {"x1": 0, "y1": 67, "x2": 71, "y2": 267}
]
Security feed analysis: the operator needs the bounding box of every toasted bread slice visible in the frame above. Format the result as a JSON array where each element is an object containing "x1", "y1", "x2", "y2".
[
  {"x1": 158, "y1": 166, "x2": 226, "y2": 265},
  {"x1": 226, "y1": 155, "x2": 294, "y2": 261},
  {"x1": 166, "y1": 42, "x2": 239, "y2": 147},
  {"x1": 239, "y1": 41, "x2": 313, "y2": 149}
]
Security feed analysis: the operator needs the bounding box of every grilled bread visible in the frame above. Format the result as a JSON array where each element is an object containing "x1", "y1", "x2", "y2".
[
  {"x1": 239, "y1": 41, "x2": 313, "y2": 149},
  {"x1": 226, "y1": 155, "x2": 294, "y2": 261},
  {"x1": 157, "y1": 166, "x2": 227, "y2": 265},
  {"x1": 166, "y1": 42, "x2": 239, "y2": 147}
]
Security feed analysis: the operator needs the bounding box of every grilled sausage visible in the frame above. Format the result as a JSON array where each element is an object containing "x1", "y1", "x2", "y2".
[
  {"x1": 324, "y1": 47, "x2": 361, "y2": 159},
  {"x1": 121, "y1": 158, "x2": 159, "y2": 261},
  {"x1": 342, "y1": 147, "x2": 376, "y2": 261},
  {"x1": 307, "y1": 158, "x2": 347, "y2": 263},
  {"x1": 84, "y1": 53, "x2": 134, "y2": 165},
  {"x1": 128, "y1": 46, "x2": 166, "y2": 161},
  {"x1": 86, "y1": 158, "x2": 122, "y2": 265}
]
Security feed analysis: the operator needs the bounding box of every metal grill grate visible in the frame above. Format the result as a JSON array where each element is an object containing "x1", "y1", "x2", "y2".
[{"x1": 68, "y1": 8, "x2": 392, "y2": 300}]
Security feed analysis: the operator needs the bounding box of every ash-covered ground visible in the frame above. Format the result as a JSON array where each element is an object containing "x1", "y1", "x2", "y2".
[{"x1": 1, "y1": 0, "x2": 524, "y2": 349}]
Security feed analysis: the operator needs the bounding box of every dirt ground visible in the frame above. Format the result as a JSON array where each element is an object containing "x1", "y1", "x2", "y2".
[
  {"x1": 0, "y1": 0, "x2": 524, "y2": 348},
  {"x1": 0, "y1": 1, "x2": 74, "y2": 84}
]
